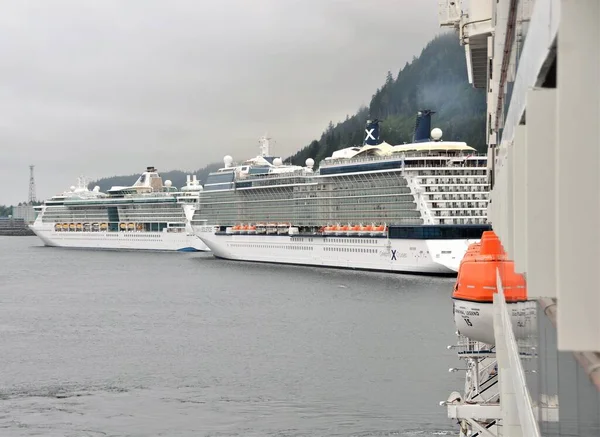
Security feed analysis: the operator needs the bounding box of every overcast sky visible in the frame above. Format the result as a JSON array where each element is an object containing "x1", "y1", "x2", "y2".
[{"x1": 0, "y1": 0, "x2": 440, "y2": 204}]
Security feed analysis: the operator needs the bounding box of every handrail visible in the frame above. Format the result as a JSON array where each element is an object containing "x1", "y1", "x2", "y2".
[{"x1": 495, "y1": 269, "x2": 541, "y2": 437}]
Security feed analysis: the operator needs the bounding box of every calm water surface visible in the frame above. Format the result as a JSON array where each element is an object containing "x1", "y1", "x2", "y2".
[{"x1": 0, "y1": 236, "x2": 462, "y2": 436}]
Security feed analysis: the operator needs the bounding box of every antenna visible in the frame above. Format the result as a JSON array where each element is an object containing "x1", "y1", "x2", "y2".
[
  {"x1": 259, "y1": 133, "x2": 272, "y2": 157},
  {"x1": 28, "y1": 165, "x2": 36, "y2": 204}
]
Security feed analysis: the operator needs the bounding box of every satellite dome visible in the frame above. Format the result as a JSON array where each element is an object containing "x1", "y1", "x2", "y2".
[
  {"x1": 70, "y1": 186, "x2": 76, "y2": 191},
  {"x1": 164, "y1": 180, "x2": 172, "y2": 187},
  {"x1": 223, "y1": 155, "x2": 233, "y2": 167},
  {"x1": 93, "y1": 186, "x2": 100, "y2": 192},
  {"x1": 431, "y1": 128, "x2": 443, "y2": 141},
  {"x1": 305, "y1": 158, "x2": 315, "y2": 168},
  {"x1": 273, "y1": 157, "x2": 282, "y2": 166}
]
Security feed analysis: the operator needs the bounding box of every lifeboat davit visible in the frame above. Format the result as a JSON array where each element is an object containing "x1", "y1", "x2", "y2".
[{"x1": 452, "y1": 230, "x2": 536, "y2": 345}]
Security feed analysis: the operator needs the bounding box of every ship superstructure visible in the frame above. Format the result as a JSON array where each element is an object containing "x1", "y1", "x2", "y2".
[
  {"x1": 192, "y1": 111, "x2": 490, "y2": 274},
  {"x1": 31, "y1": 168, "x2": 208, "y2": 252}
]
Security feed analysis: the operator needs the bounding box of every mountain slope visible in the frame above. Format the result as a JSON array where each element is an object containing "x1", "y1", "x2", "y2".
[{"x1": 286, "y1": 32, "x2": 485, "y2": 167}]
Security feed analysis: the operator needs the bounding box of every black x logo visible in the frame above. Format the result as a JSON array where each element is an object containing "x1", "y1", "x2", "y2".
[{"x1": 391, "y1": 249, "x2": 397, "y2": 261}]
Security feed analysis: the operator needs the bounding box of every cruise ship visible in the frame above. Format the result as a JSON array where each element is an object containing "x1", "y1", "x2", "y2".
[
  {"x1": 191, "y1": 110, "x2": 490, "y2": 274},
  {"x1": 31, "y1": 167, "x2": 209, "y2": 252}
]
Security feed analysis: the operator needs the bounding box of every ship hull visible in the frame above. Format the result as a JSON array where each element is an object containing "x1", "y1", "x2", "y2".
[
  {"x1": 31, "y1": 224, "x2": 209, "y2": 252},
  {"x1": 194, "y1": 226, "x2": 477, "y2": 274}
]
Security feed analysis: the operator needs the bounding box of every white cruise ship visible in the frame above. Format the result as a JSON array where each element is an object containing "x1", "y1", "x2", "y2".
[
  {"x1": 191, "y1": 111, "x2": 490, "y2": 274},
  {"x1": 31, "y1": 167, "x2": 209, "y2": 252}
]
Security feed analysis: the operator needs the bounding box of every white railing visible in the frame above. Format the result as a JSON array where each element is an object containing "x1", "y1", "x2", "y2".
[{"x1": 493, "y1": 270, "x2": 540, "y2": 437}]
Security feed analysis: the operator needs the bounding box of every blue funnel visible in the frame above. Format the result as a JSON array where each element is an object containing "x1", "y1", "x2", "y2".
[
  {"x1": 363, "y1": 119, "x2": 381, "y2": 145},
  {"x1": 413, "y1": 110, "x2": 435, "y2": 143}
]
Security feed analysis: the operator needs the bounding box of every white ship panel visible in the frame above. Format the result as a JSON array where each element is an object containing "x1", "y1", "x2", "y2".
[
  {"x1": 32, "y1": 224, "x2": 208, "y2": 252},
  {"x1": 195, "y1": 227, "x2": 475, "y2": 274}
]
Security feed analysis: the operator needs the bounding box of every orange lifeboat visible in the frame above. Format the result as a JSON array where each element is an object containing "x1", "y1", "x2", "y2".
[
  {"x1": 231, "y1": 224, "x2": 242, "y2": 234},
  {"x1": 371, "y1": 224, "x2": 386, "y2": 236},
  {"x1": 349, "y1": 224, "x2": 361, "y2": 234},
  {"x1": 323, "y1": 225, "x2": 334, "y2": 235},
  {"x1": 248, "y1": 225, "x2": 256, "y2": 234},
  {"x1": 452, "y1": 230, "x2": 535, "y2": 345}
]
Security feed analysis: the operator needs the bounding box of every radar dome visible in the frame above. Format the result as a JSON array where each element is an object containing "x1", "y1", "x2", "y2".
[
  {"x1": 431, "y1": 128, "x2": 443, "y2": 141},
  {"x1": 70, "y1": 185, "x2": 76, "y2": 191},
  {"x1": 93, "y1": 186, "x2": 100, "y2": 192},
  {"x1": 164, "y1": 180, "x2": 172, "y2": 187},
  {"x1": 273, "y1": 157, "x2": 282, "y2": 166},
  {"x1": 223, "y1": 155, "x2": 233, "y2": 167},
  {"x1": 305, "y1": 158, "x2": 315, "y2": 168}
]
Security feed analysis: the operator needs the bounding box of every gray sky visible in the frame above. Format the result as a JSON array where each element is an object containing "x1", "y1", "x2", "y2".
[{"x1": 0, "y1": 0, "x2": 440, "y2": 204}]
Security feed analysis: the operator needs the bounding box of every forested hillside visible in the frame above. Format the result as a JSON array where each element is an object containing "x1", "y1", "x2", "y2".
[
  {"x1": 91, "y1": 32, "x2": 484, "y2": 192},
  {"x1": 286, "y1": 32, "x2": 485, "y2": 166}
]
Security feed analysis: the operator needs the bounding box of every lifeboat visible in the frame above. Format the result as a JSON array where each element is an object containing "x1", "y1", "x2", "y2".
[
  {"x1": 240, "y1": 224, "x2": 249, "y2": 234},
  {"x1": 127, "y1": 223, "x2": 135, "y2": 230},
  {"x1": 54, "y1": 223, "x2": 61, "y2": 231},
  {"x1": 371, "y1": 224, "x2": 386, "y2": 236},
  {"x1": 247, "y1": 225, "x2": 257, "y2": 234},
  {"x1": 231, "y1": 224, "x2": 242, "y2": 234},
  {"x1": 256, "y1": 223, "x2": 266, "y2": 234},
  {"x1": 62, "y1": 223, "x2": 69, "y2": 230},
  {"x1": 100, "y1": 223, "x2": 108, "y2": 230},
  {"x1": 120, "y1": 223, "x2": 127, "y2": 230},
  {"x1": 92, "y1": 223, "x2": 100, "y2": 231},
  {"x1": 358, "y1": 225, "x2": 369, "y2": 236},
  {"x1": 136, "y1": 223, "x2": 144, "y2": 231},
  {"x1": 452, "y1": 230, "x2": 536, "y2": 345},
  {"x1": 348, "y1": 224, "x2": 361, "y2": 235},
  {"x1": 76, "y1": 223, "x2": 83, "y2": 231},
  {"x1": 277, "y1": 223, "x2": 290, "y2": 235},
  {"x1": 83, "y1": 223, "x2": 91, "y2": 232},
  {"x1": 68, "y1": 223, "x2": 75, "y2": 230},
  {"x1": 266, "y1": 223, "x2": 277, "y2": 234},
  {"x1": 323, "y1": 225, "x2": 335, "y2": 236},
  {"x1": 337, "y1": 225, "x2": 349, "y2": 236}
]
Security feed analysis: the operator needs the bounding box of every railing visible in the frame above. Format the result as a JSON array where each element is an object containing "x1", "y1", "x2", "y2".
[
  {"x1": 493, "y1": 270, "x2": 541, "y2": 437},
  {"x1": 321, "y1": 153, "x2": 488, "y2": 167}
]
